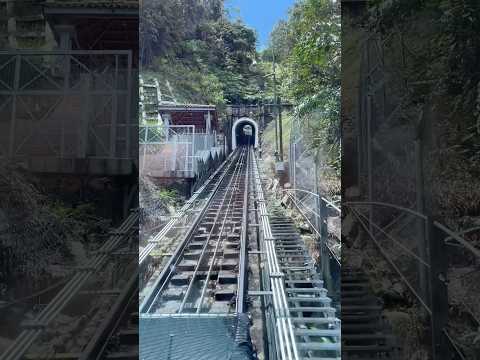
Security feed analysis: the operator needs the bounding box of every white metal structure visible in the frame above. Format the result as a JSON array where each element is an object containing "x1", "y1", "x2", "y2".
[{"x1": 139, "y1": 124, "x2": 219, "y2": 178}]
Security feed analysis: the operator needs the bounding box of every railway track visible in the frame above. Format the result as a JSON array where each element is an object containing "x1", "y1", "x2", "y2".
[
  {"x1": 140, "y1": 146, "x2": 250, "y2": 314},
  {"x1": 79, "y1": 272, "x2": 139, "y2": 360},
  {"x1": 0, "y1": 212, "x2": 139, "y2": 360},
  {"x1": 139, "y1": 146, "x2": 343, "y2": 359}
]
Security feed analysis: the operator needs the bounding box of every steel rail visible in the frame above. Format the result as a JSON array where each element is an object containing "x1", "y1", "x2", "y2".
[
  {"x1": 236, "y1": 147, "x2": 251, "y2": 314},
  {"x1": 196, "y1": 148, "x2": 249, "y2": 313},
  {"x1": 139, "y1": 152, "x2": 234, "y2": 265},
  {"x1": 178, "y1": 148, "x2": 247, "y2": 313},
  {"x1": 280, "y1": 188, "x2": 341, "y2": 213},
  {"x1": 252, "y1": 152, "x2": 300, "y2": 360},
  {"x1": 79, "y1": 269, "x2": 138, "y2": 360},
  {"x1": 139, "y1": 151, "x2": 242, "y2": 313},
  {"x1": 1, "y1": 211, "x2": 139, "y2": 360}
]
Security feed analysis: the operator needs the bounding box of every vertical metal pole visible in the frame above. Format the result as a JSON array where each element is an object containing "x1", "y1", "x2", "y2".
[
  {"x1": 61, "y1": 53, "x2": 70, "y2": 158},
  {"x1": 172, "y1": 129, "x2": 177, "y2": 173},
  {"x1": 261, "y1": 102, "x2": 265, "y2": 130},
  {"x1": 191, "y1": 126, "x2": 195, "y2": 176},
  {"x1": 278, "y1": 96, "x2": 283, "y2": 161},
  {"x1": 320, "y1": 198, "x2": 331, "y2": 289},
  {"x1": 9, "y1": 55, "x2": 20, "y2": 158},
  {"x1": 415, "y1": 139, "x2": 428, "y2": 306},
  {"x1": 293, "y1": 142, "x2": 296, "y2": 201},
  {"x1": 110, "y1": 55, "x2": 118, "y2": 158},
  {"x1": 79, "y1": 74, "x2": 90, "y2": 158},
  {"x1": 142, "y1": 124, "x2": 148, "y2": 172},
  {"x1": 314, "y1": 150, "x2": 321, "y2": 232},
  {"x1": 125, "y1": 52, "x2": 132, "y2": 160},
  {"x1": 366, "y1": 94, "x2": 373, "y2": 235},
  {"x1": 427, "y1": 218, "x2": 449, "y2": 360},
  {"x1": 272, "y1": 49, "x2": 279, "y2": 158}
]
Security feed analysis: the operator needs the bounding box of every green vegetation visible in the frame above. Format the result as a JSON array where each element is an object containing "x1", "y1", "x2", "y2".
[
  {"x1": 360, "y1": 0, "x2": 480, "y2": 218},
  {"x1": 262, "y1": 0, "x2": 341, "y2": 172},
  {"x1": 141, "y1": 0, "x2": 263, "y2": 106},
  {"x1": 141, "y1": 0, "x2": 341, "y2": 173},
  {"x1": 156, "y1": 189, "x2": 181, "y2": 206}
]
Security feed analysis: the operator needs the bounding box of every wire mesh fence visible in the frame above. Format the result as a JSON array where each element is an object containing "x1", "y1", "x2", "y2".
[
  {"x1": 140, "y1": 125, "x2": 219, "y2": 178},
  {"x1": 285, "y1": 112, "x2": 341, "y2": 296}
]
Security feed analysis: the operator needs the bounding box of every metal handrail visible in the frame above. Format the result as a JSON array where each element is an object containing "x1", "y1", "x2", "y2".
[
  {"x1": 434, "y1": 223, "x2": 480, "y2": 260},
  {"x1": 348, "y1": 206, "x2": 432, "y2": 314},
  {"x1": 253, "y1": 152, "x2": 300, "y2": 360},
  {"x1": 280, "y1": 188, "x2": 341, "y2": 213},
  {"x1": 345, "y1": 199, "x2": 480, "y2": 360},
  {"x1": 344, "y1": 201, "x2": 428, "y2": 219},
  {"x1": 286, "y1": 192, "x2": 341, "y2": 266}
]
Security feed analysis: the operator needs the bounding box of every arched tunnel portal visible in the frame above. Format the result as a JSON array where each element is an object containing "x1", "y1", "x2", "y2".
[{"x1": 232, "y1": 117, "x2": 259, "y2": 150}]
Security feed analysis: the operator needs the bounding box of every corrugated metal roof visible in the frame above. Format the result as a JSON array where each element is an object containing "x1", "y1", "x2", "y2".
[
  {"x1": 140, "y1": 315, "x2": 255, "y2": 360},
  {"x1": 45, "y1": 0, "x2": 138, "y2": 9}
]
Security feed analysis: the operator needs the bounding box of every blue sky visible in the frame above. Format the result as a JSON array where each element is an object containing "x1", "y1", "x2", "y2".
[{"x1": 226, "y1": 0, "x2": 295, "y2": 50}]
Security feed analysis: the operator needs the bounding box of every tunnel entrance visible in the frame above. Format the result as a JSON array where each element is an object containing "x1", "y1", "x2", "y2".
[
  {"x1": 231, "y1": 117, "x2": 259, "y2": 150},
  {"x1": 236, "y1": 124, "x2": 254, "y2": 146}
]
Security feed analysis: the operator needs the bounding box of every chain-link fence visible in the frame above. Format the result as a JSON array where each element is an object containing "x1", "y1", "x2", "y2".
[{"x1": 285, "y1": 113, "x2": 341, "y2": 296}]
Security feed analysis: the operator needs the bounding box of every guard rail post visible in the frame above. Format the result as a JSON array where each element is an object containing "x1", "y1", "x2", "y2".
[{"x1": 428, "y1": 217, "x2": 449, "y2": 360}]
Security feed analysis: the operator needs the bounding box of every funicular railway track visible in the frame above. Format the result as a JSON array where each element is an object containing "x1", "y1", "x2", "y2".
[
  {"x1": 139, "y1": 146, "x2": 342, "y2": 359},
  {"x1": 141, "y1": 146, "x2": 251, "y2": 314},
  {"x1": 0, "y1": 212, "x2": 139, "y2": 360}
]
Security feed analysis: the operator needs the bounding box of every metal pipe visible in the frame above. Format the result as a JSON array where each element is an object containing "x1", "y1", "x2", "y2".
[{"x1": 252, "y1": 153, "x2": 299, "y2": 360}]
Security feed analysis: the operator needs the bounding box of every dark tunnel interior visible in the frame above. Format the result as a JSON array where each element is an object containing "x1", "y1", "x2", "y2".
[{"x1": 235, "y1": 122, "x2": 255, "y2": 146}]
